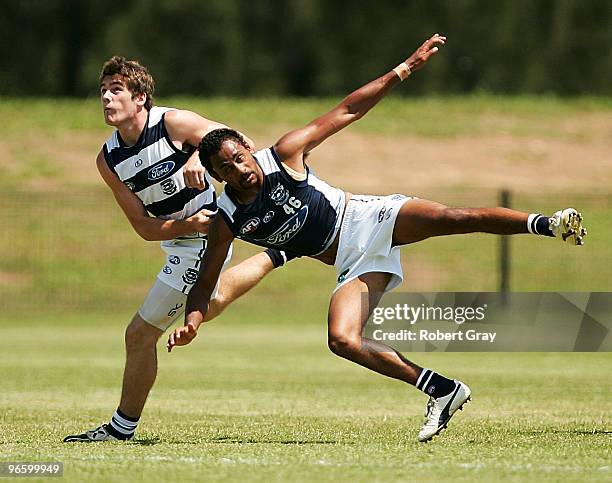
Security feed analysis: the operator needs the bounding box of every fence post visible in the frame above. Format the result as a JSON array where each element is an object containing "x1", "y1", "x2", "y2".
[{"x1": 500, "y1": 189, "x2": 511, "y2": 305}]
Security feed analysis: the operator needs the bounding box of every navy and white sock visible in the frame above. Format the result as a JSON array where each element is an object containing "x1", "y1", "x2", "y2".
[
  {"x1": 265, "y1": 248, "x2": 299, "y2": 268},
  {"x1": 416, "y1": 368, "x2": 456, "y2": 399},
  {"x1": 107, "y1": 408, "x2": 139, "y2": 440},
  {"x1": 527, "y1": 214, "x2": 554, "y2": 237}
]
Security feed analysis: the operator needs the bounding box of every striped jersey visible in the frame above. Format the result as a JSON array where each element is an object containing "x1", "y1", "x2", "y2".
[
  {"x1": 102, "y1": 106, "x2": 216, "y2": 225},
  {"x1": 217, "y1": 147, "x2": 345, "y2": 256}
]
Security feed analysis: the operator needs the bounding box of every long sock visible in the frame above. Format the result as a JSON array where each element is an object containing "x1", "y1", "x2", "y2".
[
  {"x1": 527, "y1": 214, "x2": 554, "y2": 237},
  {"x1": 107, "y1": 408, "x2": 139, "y2": 440},
  {"x1": 416, "y1": 368, "x2": 456, "y2": 398}
]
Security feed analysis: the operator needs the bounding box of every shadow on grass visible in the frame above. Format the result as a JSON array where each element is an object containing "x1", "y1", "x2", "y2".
[
  {"x1": 520, "y1": 429, "x2": 611, "y2": 436},
  {"x1": 129, "y1": 436, "x2": 344, "y2": 445},
  {"x1": 129, "y1": 437, "x2": 162, "y2": 446},
  {"x1": 209, "y1": 436, "x2": 342, "y2": 445}
]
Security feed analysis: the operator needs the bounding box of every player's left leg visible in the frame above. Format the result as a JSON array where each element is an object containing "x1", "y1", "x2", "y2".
[
  {"x1": 327, "y1": 272, "x2": 470, "y2": 441},
  {"x1": 328, "y1": 272, "x2": 421, "y2": 382},
  {"x1": 204, "y1": 249, "x2": 293, "y2": 321},
  {"x1": 391, "y1": 199, "x2": 586, "y2": 246}
]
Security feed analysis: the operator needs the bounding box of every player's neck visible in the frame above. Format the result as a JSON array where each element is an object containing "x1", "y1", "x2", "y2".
[
  {"x1": 231, "y1": 186, "x2": 260, "y2": 205},
  {"x1": 117, "y1": 108, "x2": 148, "y2": 146}
]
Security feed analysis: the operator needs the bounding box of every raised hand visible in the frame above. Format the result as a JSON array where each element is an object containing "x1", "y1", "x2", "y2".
[{"x1": 405, "y1": 33, "x2": 447, "y2": 72}]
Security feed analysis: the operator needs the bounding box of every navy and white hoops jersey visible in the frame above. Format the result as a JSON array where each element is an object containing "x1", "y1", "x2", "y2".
[
  {"x1": 217, "y1": 148, "x2": 345, "y2": 256},
  {"x1": 102, "y1": 106, "x2": 216, "y2": 222}
]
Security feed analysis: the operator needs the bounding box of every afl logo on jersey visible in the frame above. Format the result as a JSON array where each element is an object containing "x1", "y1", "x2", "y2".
[
  {"x1": 147, "y1": 161, "x2": 175, "y2": 181},
  {"x1": 270, "y1": 183, "x2": 290, "y2": 206},
  {"x1": 240, "y1": 217, "x2": 260, "y2": 235},
  {"x1": 264, "y1": 205, "x2": 308, "y2": 245}
]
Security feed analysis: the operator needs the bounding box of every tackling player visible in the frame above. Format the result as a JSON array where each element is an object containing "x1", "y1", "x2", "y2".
[{"x1": 64, "y1": 57, "x2": 292, "y2": 442}]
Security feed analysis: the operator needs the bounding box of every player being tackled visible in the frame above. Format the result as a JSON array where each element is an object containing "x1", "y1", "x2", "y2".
[{"x1": 166, "y1": 34, "x2": 586, "y2": 442}]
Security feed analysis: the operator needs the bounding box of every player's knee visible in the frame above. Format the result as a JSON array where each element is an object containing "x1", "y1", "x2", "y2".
[
  {"x1": 125, "y1": 315, "x2": 162, "y2": 352},
  {"x1": 327, "y1": 330, "x2": 361, "y2": 357},
  {"x1": 203, "y1": 295, "x2": 226, "y2": 322}
]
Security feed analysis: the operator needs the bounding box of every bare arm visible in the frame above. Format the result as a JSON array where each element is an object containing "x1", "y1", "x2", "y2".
[
  {"x1": 164, "y1": 109, "x2": 255, "y2": 189},
  {"x1": 274, "y1": 34, "x2": 446, "y2": 170},
  {"x1": 96, "y1": 150, "x2": 214, "y2": 241},
  {"x1": 167, "y1": 214, "x2": 235, "y2": 352}
]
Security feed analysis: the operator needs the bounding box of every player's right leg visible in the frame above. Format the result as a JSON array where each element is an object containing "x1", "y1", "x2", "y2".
[
  {"x1": 63, "y1": 280, "x2": 186, "y2": 442},
  {"x1": 391, "y1": 199, "x2": 586, "y2": 246},
  {"x1": 63, "y1": 248, "x2": 293, "y2": 442}
]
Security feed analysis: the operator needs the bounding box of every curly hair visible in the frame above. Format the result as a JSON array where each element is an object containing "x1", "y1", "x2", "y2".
[
  {"x1": 99, "y1": 56, "x2": 155, "y2": 110},
  {"x1": 198, "y1": 128, "x2": 249, "y2": 179}
]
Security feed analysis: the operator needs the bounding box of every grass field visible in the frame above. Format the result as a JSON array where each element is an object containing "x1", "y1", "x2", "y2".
[
  {"x1": 0, "y1": 316, "x2": 610, "y2": 482},
  {"x1": 1, "y1": 97, "x2": 610, "y2": 481}
]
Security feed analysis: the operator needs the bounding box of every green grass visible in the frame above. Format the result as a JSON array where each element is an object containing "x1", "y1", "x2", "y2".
[
  {"x1": 0, "y1": 315, "x2": 610, "y2": 482},
  {"x1": 0, "y1": 97, "x2": 610, "y2": 480},
  {"x1": 2, "y1": 94, "x2": 610, "y2": 140}
]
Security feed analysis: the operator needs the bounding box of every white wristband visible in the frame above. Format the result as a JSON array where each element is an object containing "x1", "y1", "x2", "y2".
[{"x1": 393, "y1": 62, "x2": 411, "y2": 81}]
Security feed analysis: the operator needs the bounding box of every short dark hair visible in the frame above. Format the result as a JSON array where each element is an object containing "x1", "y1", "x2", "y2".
[
  {"x1": 198, "y1": 128, "x2": 249, "y2": 178},
  {"x1": 100, "y1": 56, "x2": 155, "y2": 110}
]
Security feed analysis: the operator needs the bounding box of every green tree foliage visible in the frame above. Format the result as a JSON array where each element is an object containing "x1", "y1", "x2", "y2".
[{"x1": 0, "y1": 0, "x2": 610, "y2": 96}]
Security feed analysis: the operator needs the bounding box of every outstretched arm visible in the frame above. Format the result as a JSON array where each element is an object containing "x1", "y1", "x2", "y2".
[
  {"x1": 167, "y1": 214, "x2": 235, "y2": 352},
  {"x1": 274, "y1": 34, "x2": 446, "y2": 170}
]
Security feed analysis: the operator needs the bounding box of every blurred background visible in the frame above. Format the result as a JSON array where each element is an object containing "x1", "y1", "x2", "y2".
[
  {"x1": 0, "y1": 0, "x2": 611, "y2": 318},
  {"x1": 2, "y1": 0, "x2": 612, "y2": 97}
]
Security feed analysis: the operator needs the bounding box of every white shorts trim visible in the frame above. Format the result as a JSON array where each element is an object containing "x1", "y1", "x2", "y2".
[{"x1": 333, "y1": 194, "x2": 415, "y2": 294}]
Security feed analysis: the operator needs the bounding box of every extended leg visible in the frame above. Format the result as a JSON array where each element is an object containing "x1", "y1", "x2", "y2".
[
  {"x1": 205, "y1": 251, "x2": 275, "y2": 321},
  {"x1": 392, "y1": 199, "x2": 530, "y2": 245},
  {"x1": 392, "y1": 199, "x2": 587, "y2": 246}
]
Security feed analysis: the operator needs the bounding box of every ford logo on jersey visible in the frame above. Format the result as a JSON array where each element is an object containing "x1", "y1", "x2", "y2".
[
  {"x1": 147, "y1": 161, "x2": 175, "y2": 181},
  {"x1": 262, "y1": 206, "x2": 308, "y2": 245}
]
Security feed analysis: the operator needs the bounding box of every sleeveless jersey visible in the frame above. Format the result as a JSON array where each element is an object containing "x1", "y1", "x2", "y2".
[
  {"x1": 102, "y1": 106, "x2": 216, "y2": 222},
  {"x1": 217, "y1": 147, "x2": 345, "y2": 256}
]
